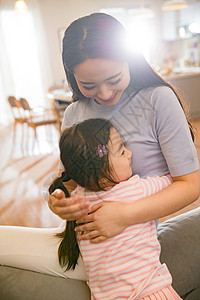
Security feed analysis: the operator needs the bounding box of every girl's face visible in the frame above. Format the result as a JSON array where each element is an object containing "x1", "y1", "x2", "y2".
[
  {"x1": 108, "y1": 127, "x2": 132, "y2": 182},
  {"x1": 73, "y1": 58, "x2": 130, "y2": 107}
]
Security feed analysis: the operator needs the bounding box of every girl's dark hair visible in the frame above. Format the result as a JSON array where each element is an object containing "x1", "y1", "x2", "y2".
[
  {"x1": 49, "y1": 118, "x2": 116, "y2": 270},
  {"x1": 59, "y1": 118, "x2": 115, "y2": 191},
  {"x1": 49, "y1": 176, "x2": 79, "y2": 271},
  {"x1": 62, "y1": 12, "x2": 194, "y2": 139}
]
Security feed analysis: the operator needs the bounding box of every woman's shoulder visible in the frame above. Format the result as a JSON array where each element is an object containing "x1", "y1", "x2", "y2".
[
  {"x1": 63, "y1": 100, "x2": 79, "y2": 117},
  {"x1": 152, "y1": 85, "x2": 176, "y2": 98},
  {"x1": 152, "y1": 86, "x2": 183, "y2": 112},
  {"x1": 61, "y1": 102, "x2": 77, "y2": 129},
  {"x1": 62, "y1": 99, "x2": 90, "y2": 128},
  {"x1": 126, "y1": 86, "x2": 177, "y2": 116},
  {"x1": 139, "y1": 85, "x2": 174, "y2": 99},
  {"x1": 64, "y1": 98, "x2": 87, "y2": 113},
  {"x1": 138, "y1": 85, "x2": 180, "y2": 110}
]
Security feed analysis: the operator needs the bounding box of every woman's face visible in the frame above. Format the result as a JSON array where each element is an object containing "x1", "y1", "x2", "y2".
[{"x1": 73, "y1": 58, "x2": 130, "y2": 106}]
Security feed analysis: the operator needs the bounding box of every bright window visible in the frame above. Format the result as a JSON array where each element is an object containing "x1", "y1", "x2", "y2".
[{"x1": 1, "y1": 10, "x2": 45, "y2": 108}]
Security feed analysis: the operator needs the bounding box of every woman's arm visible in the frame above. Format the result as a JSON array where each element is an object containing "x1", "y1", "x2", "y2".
[
  {"x1": 125, "y1": 171, "x2": 200, "y2": 224},
  {"x1": 48, "y1": 191, "x2": 90, "y2": 220},
  {"x1": 75, "y1": 170, "x2": 200, "y2": 243}
]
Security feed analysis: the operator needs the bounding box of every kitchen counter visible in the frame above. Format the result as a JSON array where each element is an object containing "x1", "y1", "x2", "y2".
[
  {"x1": 165, "y1": 71, "x2": 200, "y2": 80},
  {"x1": 164, "y1": 67, "x2": 200, "y2": 80}
]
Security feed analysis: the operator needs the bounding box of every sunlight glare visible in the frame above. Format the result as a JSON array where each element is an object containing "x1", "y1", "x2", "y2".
[
  {"x1": 125, "y1": 20, "x2": 155, "y2": 62},
  {"x1": 100, "y1": 8, "x2": 156, "y2": 63}
]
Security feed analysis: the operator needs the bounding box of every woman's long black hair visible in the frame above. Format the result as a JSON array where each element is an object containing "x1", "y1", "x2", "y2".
[
  {"x1": 49, "y1": 118, "x2": 116, "y2": 270},
  {"x1": 62, "y1": 12, "x2": 194, "y2": 140}
]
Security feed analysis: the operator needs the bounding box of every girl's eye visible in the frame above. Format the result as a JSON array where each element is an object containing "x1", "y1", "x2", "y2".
[
  {"x1": 121, "y1": 150, "x2": 125, "y2": 156},
  {"x1": 109, "y1": 78, "x2": 121, "y2": 85},
  {"x1": 82, "y1": 86, "x2": 95, "y2": 91}
]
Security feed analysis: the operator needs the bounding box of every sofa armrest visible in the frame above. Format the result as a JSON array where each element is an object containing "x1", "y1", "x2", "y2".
[{"x1": 157, "y1": 207, "x2": 200, "y2": 297}]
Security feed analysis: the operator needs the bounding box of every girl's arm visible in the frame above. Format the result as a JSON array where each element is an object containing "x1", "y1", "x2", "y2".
[{"x1": 75, "y1": 170, "x2": 200, "y2": 243}]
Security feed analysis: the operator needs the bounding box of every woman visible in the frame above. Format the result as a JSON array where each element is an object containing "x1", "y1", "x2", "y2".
[
  {"x1": 48, "y1": 12, "x2": 199, "y2": 296},
  {"x1": 49, "y1": 12, "x2": 199, "y2": 231}
]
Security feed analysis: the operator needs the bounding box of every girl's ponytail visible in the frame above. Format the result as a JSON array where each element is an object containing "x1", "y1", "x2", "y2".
[{"x1": 49, "y1": 173, "x2": 80, "y2": 271}]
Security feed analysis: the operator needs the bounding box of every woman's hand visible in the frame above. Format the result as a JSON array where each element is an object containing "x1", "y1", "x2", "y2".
[
  {"x1": 48, "y1": 189, "x2": 90, "y2": 221},
  {"x1": 75, "y1": 201, "x2": 128, "y2": 243}
]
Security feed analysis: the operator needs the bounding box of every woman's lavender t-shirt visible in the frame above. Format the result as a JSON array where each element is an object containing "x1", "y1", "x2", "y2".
[{"x1": 60, "y1": 86, "x2": 199, "y2": 178}]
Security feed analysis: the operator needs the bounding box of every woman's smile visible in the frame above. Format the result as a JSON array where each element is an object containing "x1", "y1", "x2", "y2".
[
  {"x1": 73, "y1": 58, "x2": 130, "y2": 107},
  {"x1": 98, "y1": 91, "x2": 118, "y2": 103}
]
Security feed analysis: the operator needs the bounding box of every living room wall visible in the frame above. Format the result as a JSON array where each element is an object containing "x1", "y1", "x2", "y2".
[{"x1": 38, "y1": 0, "x2": 146, "y2": 88}]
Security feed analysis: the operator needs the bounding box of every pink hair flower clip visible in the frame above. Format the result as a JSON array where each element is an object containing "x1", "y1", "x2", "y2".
[{"x1": 97, "y1": 144, "x2": 108, "y2": 158}]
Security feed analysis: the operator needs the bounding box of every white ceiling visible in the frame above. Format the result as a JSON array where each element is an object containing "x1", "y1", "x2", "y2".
[{"x1": 104, "y1": 0, "x2": 200, "y2": 9}]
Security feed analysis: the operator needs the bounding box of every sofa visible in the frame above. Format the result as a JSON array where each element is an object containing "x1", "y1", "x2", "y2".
[{"x1": 0, "y1": 207, "x2": 200, "y2": 300}]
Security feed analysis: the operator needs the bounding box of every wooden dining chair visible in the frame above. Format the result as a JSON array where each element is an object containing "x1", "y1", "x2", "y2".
[
  {"x1": 7, "y1": 96, "x2": 27, "y2": 156},
  {"x1": 19, "y1": 97, "x2": 61, "y2": 153}
]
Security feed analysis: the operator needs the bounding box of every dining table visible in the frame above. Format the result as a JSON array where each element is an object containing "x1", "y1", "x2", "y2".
[{"x1": 47, "y1": 88, "x2": 73, "y2": 122}]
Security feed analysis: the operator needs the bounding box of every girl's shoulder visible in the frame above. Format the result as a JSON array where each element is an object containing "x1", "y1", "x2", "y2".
[
  {"x1": 72, "y1": 175, "x2": 141, "y2": 197},
  {"x1": 105, "y1": 175, "x2": 142, "y2": 194}
]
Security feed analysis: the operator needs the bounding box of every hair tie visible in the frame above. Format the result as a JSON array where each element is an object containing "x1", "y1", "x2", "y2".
[
  {"x1": 97, "y1": 144, "x2": 108, "y2": 158},
  {"x1": 61, "y1": 171, "x2": 71, "y2": 182}
]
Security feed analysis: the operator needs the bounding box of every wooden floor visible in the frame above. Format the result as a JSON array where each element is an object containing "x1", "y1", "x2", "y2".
[
  {"x1": 0, "y1": 124, "x2": 61, "y2": 227},
  {"x1": 0, "y1": 119, "x2": 200, "y2": 228}
]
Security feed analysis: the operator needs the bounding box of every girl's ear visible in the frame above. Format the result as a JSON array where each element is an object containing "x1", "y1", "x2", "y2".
[
  {"x1": 98, "y1": 175, "x2": 115, "y2": 190},
  {"x1": 98, "y1": 176, "x2": 108, "y2": 189}
]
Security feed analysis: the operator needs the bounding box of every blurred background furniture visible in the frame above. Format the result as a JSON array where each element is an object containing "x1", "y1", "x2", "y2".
[
  {"x1": 48, "y1": 87, "x2": 73, "y2": 125},
  {"x1": 19, "y1": 97, "x2": 61, "y2": 154},
  {"x1": 7, "y1": 96, "x2": 27, "y2": 156}
]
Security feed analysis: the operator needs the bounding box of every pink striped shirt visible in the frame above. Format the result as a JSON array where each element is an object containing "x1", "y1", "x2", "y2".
[{"x1": 73, "y1": 174, "x2": 173, "y2": 299}]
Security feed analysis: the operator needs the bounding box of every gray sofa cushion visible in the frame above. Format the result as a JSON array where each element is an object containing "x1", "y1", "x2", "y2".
[
  {"x1": 182, "y1": 287, "x2": 200, "y2": 300},
  {"x1": 0, "y1": 265, "x2": 91, "y2": 300},
  {"x1": 157, "y1": 207, "x2": 200, "y2": 297}
]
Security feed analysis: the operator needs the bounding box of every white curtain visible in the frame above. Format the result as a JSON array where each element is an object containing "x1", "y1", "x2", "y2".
[{"x1": 0, "y1": 0, "x2": 52, "y2": 125}]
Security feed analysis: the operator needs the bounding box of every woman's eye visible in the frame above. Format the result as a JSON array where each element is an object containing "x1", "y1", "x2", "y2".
[
  {"x1": 121, "y1": 150, "x2": 125, "y2": 156},
  {"x1": 109, "y1": 79, "x2": 121, "y2": 85},
  {"x1": 83, "y1": 86, "x2": 95, "y2": 91}
]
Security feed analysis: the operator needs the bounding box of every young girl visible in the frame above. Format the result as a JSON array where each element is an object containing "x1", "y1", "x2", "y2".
[{"x1": 49, "y1": 118, "x2": 182, "y2": 300}]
